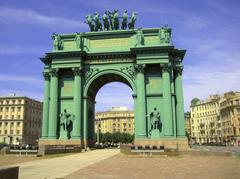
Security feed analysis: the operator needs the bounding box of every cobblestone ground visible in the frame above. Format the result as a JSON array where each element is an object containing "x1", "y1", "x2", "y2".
[
  {"x1": 67, "y1": 153, "x2": 240, "y2": 179},
  {"x1": 0, "y1": 155, "x2": 40, "y2": 167}
]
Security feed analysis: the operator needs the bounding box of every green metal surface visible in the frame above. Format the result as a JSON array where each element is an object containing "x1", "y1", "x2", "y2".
[{"x1": 40, "y1": 27, "x2": 186, "y2": 147}]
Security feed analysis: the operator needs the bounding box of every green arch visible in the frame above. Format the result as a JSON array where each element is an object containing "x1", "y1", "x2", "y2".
[{"x1": 83, "y1": 69, "x2": 137, "y2": 99}]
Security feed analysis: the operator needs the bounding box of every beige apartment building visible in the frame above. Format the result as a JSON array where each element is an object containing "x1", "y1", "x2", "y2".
[
  {"x1": 95, "y1": 107, "x2": 134, "y2": 134},
  {"x1": 219, "y1": 92, "x2": 240, "y2": 144},
  {"x1": 184, "y1": 112, "x2": 191, "y2": 135},
  {"x1": 190, "y1": 95, "x2": 220, "y2": 144},
  {"x1": 190, "y1": 91, "x2": 240, "y2": 145},
  {"x1": 0, "y1": 96, "x2": 43, "y2": 145}
]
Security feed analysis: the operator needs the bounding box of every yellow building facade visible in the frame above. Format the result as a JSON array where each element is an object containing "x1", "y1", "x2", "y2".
[
  {"x1": 95, "y1": 107, "x2": 134, "y2": 134},
  {"x1": 190, "y1": 95, "x2": 220, "y2": 144},
  {"x1": 0, "y1": 96, "x2": 43, "y2": 145},
  {"x1": 184, "y1": 112, "x2": 191, "y2": 135},
  {"x1": 219, "y1": 92, "x2": 240, "y2": 144}
]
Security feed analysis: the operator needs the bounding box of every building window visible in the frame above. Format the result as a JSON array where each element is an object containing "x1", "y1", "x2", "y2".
[
  {"x1": 0, "y1": 108, "x2": 2, "y2": 112},
  {"x1": 12, "y1": 115, "x2": 14, "y2": 119},
  {"x1": 4, "y1": 130, "x2": 7, "y2": 134},
  {"x1": 0, "y1": 130, "x2": 1, "y2": 134},
  {"x1": 17, "y1": 122, "x2": 20, "y2": 127},
  {"x1": 17, "y1": 107, "x2": 21, "y2": 112},
  {"x1": 0, "y1": 122, "x2": 2, "y2": 127},
  {"x1": 0, "y1": 115, "x2": 2, "y2": 119},
  {"x1": 17, "y1": 130, "x2": 20, "y2": 135},
  {"x1": 6, "y1": 107, "x2": 9, "y2": 112},
  {"x1": 17, "y1": 115, "x2": 20, "y2": 119},
  {"x1": 10, "y1": 122, "x2": 14, "y2": 127}
]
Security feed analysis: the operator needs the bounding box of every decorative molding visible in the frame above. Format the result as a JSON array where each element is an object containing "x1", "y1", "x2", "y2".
[
  {"x1": 49, "y1": 68, "x2": 59, "y2": 77},
  {"x1": 161, "y1": 64, "x2": 171, "y2": 73},
  {"x1": 134, "y1": 64, "x2": 146, "y2": 74},
  {"x1": 120, "y1": 66, "x2": 135, "y2": 78},
  {"x1": 43, "y1": 72, "x2": 50, "y2": 81},
  {"x1": 174, "y1": 66, "x2": 183, "y2": 76},
  {"x1": 72, "y1": 67, "x2": 82, "y2": 76},
  {"x1": 85, "y1": 68, "x2": 99, "y2": 81}
]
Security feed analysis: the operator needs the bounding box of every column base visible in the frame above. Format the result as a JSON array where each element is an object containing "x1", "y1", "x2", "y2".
[{"x1": 134, "y1": 138, "x2": 189, "y2": 151}]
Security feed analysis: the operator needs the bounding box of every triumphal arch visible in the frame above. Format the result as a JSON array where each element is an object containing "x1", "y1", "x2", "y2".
[{"x1": 39, "y1": 11, "x2": 188, "y2": 153}]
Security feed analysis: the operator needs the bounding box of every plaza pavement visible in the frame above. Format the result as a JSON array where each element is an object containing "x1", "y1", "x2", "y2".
[{"x1": 13, "y1": 149, "x2": 119, "y2": 179}]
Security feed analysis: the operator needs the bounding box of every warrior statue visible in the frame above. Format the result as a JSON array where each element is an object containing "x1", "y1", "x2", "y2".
[
  {"x1": 121, "y1": 10, "x2": 128, "y2": 30},
  {"x1": 112, "y1": 10, "x2": 119, "y2": 30},
  {"x1": 107, "y1": 10, "x2": 114, "y2": 30},
  {"x1": 147, "y1": 107, "x2": 162, "y2": 136},
  {"x1": 75, "y1": 33, "x2": 81, "y2": 49},
  {"x1": 93, "y1": 12, "x2": 102, "y2": 31},
  {"x1": 136, "y1": 28, "x2": 144, "y2": 46},
  {"x1": 102, "y1": 11, "x2": 110, "y2": 31},
  {"x1": 59, "y1": 109, "x2": 74, "y2": 139},
  {"x1": 159, "y1": 25, "x2": 172, "y2": 44},
  {"x1": 128, "y1": 11, "x2": 137, "y2": 29},
  {"x1": 85, "y1": 14, "x2": 95, "y2": 32},
  {"x1": 52, "y1": 33, "x2": 63, "y2": 51}
]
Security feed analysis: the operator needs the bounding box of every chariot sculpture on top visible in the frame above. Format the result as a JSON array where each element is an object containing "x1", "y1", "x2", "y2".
[{"x1": 85, "y1": 10, "x2": 138, "y2": 32}]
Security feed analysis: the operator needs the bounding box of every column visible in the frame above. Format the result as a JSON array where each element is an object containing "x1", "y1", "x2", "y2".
[
  {"x1": 83, "y1": 97, "x2": 88, "y2": 150},
  {"x1": 171, "y1": 69, "x2": 177, "y2": 137},
  {"x1": 41, "y1": 72, "x2": 50, "y2": 138},
  {"x1": 135, "y1": 64, "x2": 147, "y2": 138},
  {"x1": 48, "y1": 69, "x2": 59, "y2": 139},
  {"x1": 72, "y1": 68, "x2": 82, "y2": 139},
  {"x1": 175, "y1": 67, "x2": 185, "y2": 137},
  {"x1": 162, "y1": 64, "x2": 173, "y2": 136}
]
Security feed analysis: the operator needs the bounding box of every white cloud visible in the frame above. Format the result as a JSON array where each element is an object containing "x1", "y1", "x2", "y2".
[
  {"x1": 0, "y1": 6, "x2": 87, "y2": 29},
  {"x1": 95, "y1": 82, "x2": 134, "y2": 112},
  {"x1": 0, "y1": 45, "x2": 49, "y2": 54},
  {"x1": 0, "y1": 89, "x2": 43, "y2": 101},
  {"x1": 0, "y1": 74, "x2": 42, "y2": 83}
]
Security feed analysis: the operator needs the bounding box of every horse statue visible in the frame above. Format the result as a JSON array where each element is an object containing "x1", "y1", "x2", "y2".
[
  {"x1": 93, "y1": 12, "x2": 102, "y2": 31},
  {"x1": 121, "y1": 10, "x2": 128, "y2": 30},
  {"x1": 112, "y1": 10, "x2": 119, "y2": 30},
  {"x1": 128, "y1": 11, "x2": 137, "y2": 29},
  {"x1": 85, "y1": 14, "x2": 95, "y2": 32},
  {"x1": 102, "y1": 11, "x2": 110, "y2": 31}
]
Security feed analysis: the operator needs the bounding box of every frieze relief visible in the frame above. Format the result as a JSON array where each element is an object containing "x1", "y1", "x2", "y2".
[
  {"x1": 84, "y1": 58, "x2": 133, "y2": 64},
  {"x1": 120, "y1": 66, "x2": 135, "y2": 79},
  {"x1": 84, "y1": 68, "x2": 99, "y2": 81}
]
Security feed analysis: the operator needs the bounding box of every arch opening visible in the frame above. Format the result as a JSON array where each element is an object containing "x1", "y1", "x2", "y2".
[{"x1": 84, "y1": 72, "x2": 136, "y2": 147}]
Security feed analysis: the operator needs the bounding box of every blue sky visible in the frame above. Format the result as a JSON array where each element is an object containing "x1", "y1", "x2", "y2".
[{"x1": 0, "y1": 0, "x2": 239, "y2": 112}]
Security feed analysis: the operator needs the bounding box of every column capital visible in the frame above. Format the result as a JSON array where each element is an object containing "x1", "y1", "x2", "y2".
[
  {"x1": 49, "y1": 68, "x2": 59, "y2": 77},
  {"x1": 72, "y1": 67, "x2": 82, "y2": 76},
  {"x1": 161, "y1": 64, "x2": 171, "y2": 73},
  {"x1": 43, "y1": 72, "x2": 50, "y2": 81},
  {"x1": 134, "y1": 64, "x2": 146, "y2": 74},
  {"x1": 175, "y1": 66, "x2": 183, "y2": 76}
]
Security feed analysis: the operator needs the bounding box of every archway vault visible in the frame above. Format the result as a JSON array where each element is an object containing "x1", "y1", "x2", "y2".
[
  {"x1": 39, "y1": 27, "x2": 189, "y2": 152},
  {"x1": 84, "y1": 69, "x2": 137, "y2": 100}
]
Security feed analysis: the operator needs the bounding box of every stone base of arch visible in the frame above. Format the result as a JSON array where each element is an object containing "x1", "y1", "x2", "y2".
[
  {"x1": 134, "y1": 138, "x2": 189, "y2": 151},
  {"x1": 38, "y1": 139, "x2": 83, "y2": 156}
]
